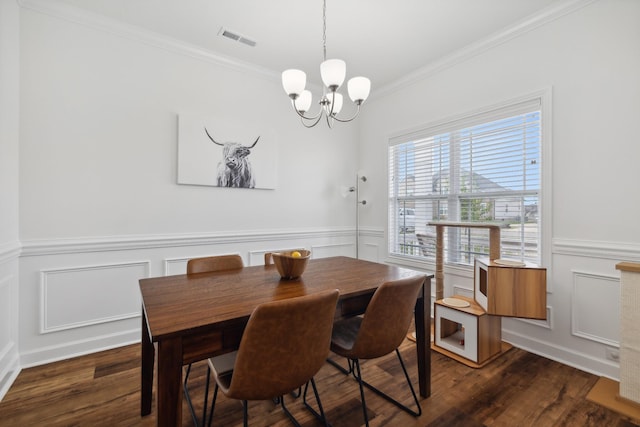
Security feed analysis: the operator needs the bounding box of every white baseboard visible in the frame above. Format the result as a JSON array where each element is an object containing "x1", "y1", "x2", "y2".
[
  {"x1": 0, "y1": 343, "x2": 20, "y2": 401},
  {"x1": 502, "y1": 328, "x2": 620, "y2": 380},
  {"x1": 19, "y1": 329, "x2": 140, "y2": 369}
]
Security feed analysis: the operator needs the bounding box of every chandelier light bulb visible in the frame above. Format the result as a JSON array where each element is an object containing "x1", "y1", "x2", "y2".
[
  {"x1": 326, "y1": 92, "x2": 343, "y2": 115},
  {"x1": 282, "y1": 69, "x2": 306, "y2": 97},
  {"x1": 320, "y1": 59, "x2": 346, "y2": 90},
  {"x1": 348, "y1": 77, "x2": 371, "y2": 104},
  {"x1": 295, "y1": 90, "x2": 313, "y2": 113}
]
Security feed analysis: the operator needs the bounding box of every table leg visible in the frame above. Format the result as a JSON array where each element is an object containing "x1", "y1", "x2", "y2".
[
  {"x1": 157, "y1": 336, "x2": 183, "y2": 427},
  {"x1": 141, "y1": 307, "x2": 154, "y2": 416},
  {"x1": 414, "y1": 278, "x2": 431, "y2": 398}
]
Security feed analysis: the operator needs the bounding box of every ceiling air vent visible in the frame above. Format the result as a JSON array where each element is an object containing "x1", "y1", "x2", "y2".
[{"x1": 219, "y1": 27, "x2": 256, "y2": 47}]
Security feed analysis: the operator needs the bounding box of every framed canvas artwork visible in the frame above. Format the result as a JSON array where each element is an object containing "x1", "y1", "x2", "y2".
[{"x1": 177, "y1": 114, "x2": 277, "y2": 189}]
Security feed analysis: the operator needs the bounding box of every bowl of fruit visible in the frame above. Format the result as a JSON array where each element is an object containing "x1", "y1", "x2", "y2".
[{"x1": 272, "y1": 250, "x2": 311, "y2": 280}]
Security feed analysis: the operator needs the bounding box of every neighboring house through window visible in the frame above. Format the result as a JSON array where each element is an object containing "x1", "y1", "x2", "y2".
[{"x1": 388, "y1": 95, "x2": 547, "y2": 266}]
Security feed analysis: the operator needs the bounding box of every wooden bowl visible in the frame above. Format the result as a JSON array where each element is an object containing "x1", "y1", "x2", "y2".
[{"x1": 272, "y1": 250, "x2": 311, "y2": 280}]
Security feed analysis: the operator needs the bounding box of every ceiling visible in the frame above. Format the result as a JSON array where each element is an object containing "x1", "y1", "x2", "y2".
[{"x1": 52, "y1": 0, "x2": 569, "y2": 90}]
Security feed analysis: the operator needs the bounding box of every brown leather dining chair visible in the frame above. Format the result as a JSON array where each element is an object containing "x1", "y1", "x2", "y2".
[
  {"x1": 183, "y1": 254, "x2": 244, "y2": 425},
  {"x1": 199, "y1": 289, "x2": 340, "y2": 427},
  {"x1": 187, "y1": 253, "x2": 244, "y2": 274},
  {"x1": 328, "y1": 275, "x2": 425, "y2": 427}
]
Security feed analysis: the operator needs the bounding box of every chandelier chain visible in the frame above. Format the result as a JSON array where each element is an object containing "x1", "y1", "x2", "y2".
[{"x1": 322, "y1": 0, "x2": 327, "y2": 61}]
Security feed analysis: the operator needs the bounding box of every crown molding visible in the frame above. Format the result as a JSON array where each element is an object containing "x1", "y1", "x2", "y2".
[
  {"x1": 371, "y1": 0, "x2": 598, "y2": 100},
  {"x1": 17, "y1": 0, "x2": 280, "y2": 81}
]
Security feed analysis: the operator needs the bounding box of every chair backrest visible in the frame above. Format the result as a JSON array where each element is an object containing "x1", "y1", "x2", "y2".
[
  {"x1": 186, "y1": 254, "x2": 244, "y2": 275},
  {"x1": 264, "y1": 249, "x2": 306, "y2": 265},
  {"x1": 351, "y1": 275, "x2": 425, "y2": 359},
  {"x1": 224, "y1": 289, "x2": 340, "y2": 401}
]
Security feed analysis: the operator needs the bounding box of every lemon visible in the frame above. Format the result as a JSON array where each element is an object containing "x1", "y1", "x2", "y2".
[{"x1": 291, "y1": 251, "x2": 302, "y2": 258}]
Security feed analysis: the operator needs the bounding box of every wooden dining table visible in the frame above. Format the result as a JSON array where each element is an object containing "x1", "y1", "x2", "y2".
[{"x1": 139, "y1": 256, "x2": 433, "y2": 427}]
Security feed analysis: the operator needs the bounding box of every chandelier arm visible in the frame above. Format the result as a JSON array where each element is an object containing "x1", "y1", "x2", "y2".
[
  {"x1": 329, "y1": 103, "x2": 362, "y2": 123},
  {"x1": 324, "y1": 114, "x2": 335, "y2": 129},
  {"x1": 301, "y1": 115, "x2": 324, "y2": 128},
  {"x1": 293, "y1": 106, "x2": 323, "y2": 121},
  {"x1": 291, "y1": 98, "x2": 323, "y2": 120},
  {"x1": 326, "y1": 91, "x2": 336, "y2": 117}
]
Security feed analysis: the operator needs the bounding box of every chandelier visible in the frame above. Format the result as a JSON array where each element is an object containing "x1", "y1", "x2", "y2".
[{"x1": 281, "y1": 0, "x2": 371, "y2": 128}]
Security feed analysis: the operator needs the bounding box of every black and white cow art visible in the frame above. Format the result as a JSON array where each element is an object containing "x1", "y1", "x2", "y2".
[{"x1": 204, "y1": 128, "x2": 259, "y2": 189}]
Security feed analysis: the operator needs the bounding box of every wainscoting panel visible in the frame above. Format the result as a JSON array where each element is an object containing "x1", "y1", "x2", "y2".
[
  {"x1": 0, "y1": 275, "x2": 14, "y2": 358},
  {"x1": 18, "y1": 228, "x2": 357, "y2": 368},
  {"x1": 571, "y1": 271, "x2": 620, "y2": 346},
  {"x1": 361, "y1": 242, "x2": 380, "y2": 262},
  {"x1": 517, "y1": 306, "x2": 553, "y2": 330},
  {"x1": 40, "y1": 262, "x2": 149, "y2": 333},
  {"x1": 165, "y1": 257, "x2": 188, "y2": 276},
  {"x1": 0, "y1": 248, "x2": 20, "y2": 401},
  {"x1": 0, "y1": 340, "x2": 19, "y2": 402},
  {"x1": 497, "y1": 239, "x2": 637, "y2": 380},
  {"x1": 311, "y1": 243, "x2": 354, "y2": 259},
  {"x1": 248, "y1": 250, "x2": 271, "y2": 266}
]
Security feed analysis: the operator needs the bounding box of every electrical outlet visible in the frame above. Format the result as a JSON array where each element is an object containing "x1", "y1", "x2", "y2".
[{"x1": 605, "y1": 347, "x2": 620, "y2": 362}]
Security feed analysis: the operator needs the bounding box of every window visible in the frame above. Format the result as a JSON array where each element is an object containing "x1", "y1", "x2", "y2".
[{"x1": 388, "y1": 98, "x2": 543, "y2": 265}]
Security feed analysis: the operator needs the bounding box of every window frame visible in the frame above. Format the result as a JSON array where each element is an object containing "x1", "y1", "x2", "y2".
[{"x1": 386, "y1": 89, "x2": 552, "y2": 270}]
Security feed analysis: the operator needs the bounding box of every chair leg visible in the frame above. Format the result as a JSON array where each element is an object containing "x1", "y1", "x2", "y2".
[
  {"x1": 202, "y1": 367, "x2": 211, "y2": 427},
  {"x1": 206, "y1": 383, "x2": 219, "y2": 427},
  {"x1": 184, "y1": 363, "x2": 192, "y2": 386},
  {"x1": 393, "y1": 348, "x2": 422, "y2": 416},
  {"x1": 348, "y1": 359, "x2": 358, "y2": 381},
  {"x1": 184, "y1": 362, "x2": 222, "y2": 427},
  {"x1": 290, "y1": 386, "x2": 302, "y2": 398},
  {"x1": 242, "y1": 400, "x2": 248, "y2": 427},
  {"x1": 353, "y1": 350, "x2": 422, "y2": 417},
  {"x1": 302, "y1": 378, "x2": 331, "y2": 427},
  {"x1": 280, "y1": 395, "x2": 303, "y2": 427},
  {"x1": 352, "y1": 359, "x2": 370, "y2": 427},
  {"x1": 183, "y1": 363, "x2": 200, "y2": 427},
  {"x1": 273, "y1": 385, "x2": 301, "y2": 404},
  {"x1": 326, "y1": 356, "x2": 352, "y2": 375}
]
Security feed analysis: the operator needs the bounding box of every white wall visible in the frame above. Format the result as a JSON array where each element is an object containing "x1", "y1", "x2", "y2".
[
  {"x1": 16, "y1": 3, "x2": 361, "y2": 368},
  {"x1": 358, "y1": 0, "x2": 640, "y2": 379},
  {"x1": 19, "y1": 8, "x2": 360, "y2": 240},
  {"x1": 0, "y1": 0, "x2": 21, "y2": 400}
]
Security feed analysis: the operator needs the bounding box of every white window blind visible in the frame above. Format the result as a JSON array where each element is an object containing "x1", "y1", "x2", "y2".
[{"x1": 388, "y1": 98, "x2": 542, "y2": 265}]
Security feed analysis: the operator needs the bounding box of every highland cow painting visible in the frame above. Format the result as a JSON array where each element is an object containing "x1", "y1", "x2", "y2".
[{"x1": 177, "y1": 114, "x2": 276, "y2": 189}]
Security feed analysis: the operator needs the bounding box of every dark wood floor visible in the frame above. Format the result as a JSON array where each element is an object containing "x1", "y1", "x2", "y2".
[{"x1": 0, "y1": 337, "x2": 637, "y2": 427}]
